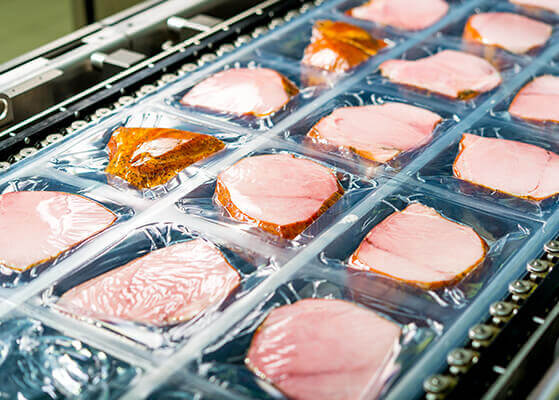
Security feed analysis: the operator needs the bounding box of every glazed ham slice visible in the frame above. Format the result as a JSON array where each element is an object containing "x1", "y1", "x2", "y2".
[
  {"x1": 350, "y1": 203, "x2": 487, "y2": 289},
  {"x1": 302, "y1": 20, "x2": 387, "y2": 73},
  {"x1": 379, "y1": 50, "x2": 502, "y2": 99},
  {"x1": 215, "y1": 154, "x2": 343, "y2": 239},
  {"x1": 509, "y1": 75, "x2": 559, "y2": 123},
  {"x1": 347, "y1": 0, "x2": 449, "y2": 31},
  {"x1": 511, "y1": 0, "x2": 559, "y2": 14},
  {"x1": 57, "y1": 240, "x2": 240, "y2": 326},
  {"x1": 180, "y1": 68, "x2": 298, "y2": 117},
  {"x1": 0, "y1": 191, "x2": 116, "y2": 272},
  {"x1": 453, "y1": 133, "x2": 559, "y2": 200},
  {"x1": 309, "y1": 103, "x2": 442, "y2": 162},
  {"x1": 464, "y1": 12, "x2": 551, "y2": 54},
  {"x1": 246, "y1": 299, "x2": 401, "y2": 400},
  {"x1": 106, "y1": 127, "x2": 225, "y2": 189}
]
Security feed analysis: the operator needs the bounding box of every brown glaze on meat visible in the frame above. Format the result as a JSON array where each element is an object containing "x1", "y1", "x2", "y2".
[
  {"x1": 302, "y1": 20, "x2": 387, "y2": 73},
  {"x1": 106, "y1": 127, "x2": 225, "y2": 189}
]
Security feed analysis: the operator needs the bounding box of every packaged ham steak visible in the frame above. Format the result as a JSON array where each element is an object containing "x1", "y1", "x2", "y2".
[
  {"x1": 42, "y1": 222, "x2": 276, "y2": 348},
  {"x1": 49, "y1": 108, "x2": 245, "y2": 199},
  {"x1": 180, "y1": 67, "x2": 299, "y2": 117},
  {"x1": 346, "y1": 0, "x2": 449, "y2": 31},
  {"x1": 301, "y1": 20, "x2": 387, "y2": 74},
  {"x1": 189, "y1": 272, "x2": 437, "y2": 400},
  {"x1": 509, "y1": 75, "x2": 559, "y2": 124},
  {"x1": 463, "y1": 12, "x2": 551, "y2": 54},
  {"x1": 379, "y1": 49, "x2": 502, "y2": 99}
]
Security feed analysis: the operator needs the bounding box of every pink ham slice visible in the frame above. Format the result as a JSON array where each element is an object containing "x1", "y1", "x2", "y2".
[
  {"x1": 453, "y1": 133, "x2": 559, "y2": 200},
  {"x1": 379, "y1": 50, "x2": 502, "y2": 99},
  {"x1": 511, "y1": 0, "x2": 559, "y2": 14},
  {"x1": 180, "y1": 68, "x2": 298, "y2": 117},
  {"x1": 309, "y1": 103, "x2": 442, "y2": 163},
  {"x1": 349, "y1": 203, "x2": 487, "y2": 289},
  {"x1": 57, "y1": 240, "x2": 240, "y2": 326},
  {"x1": 246, "y1": 299, "x2": 401, "y2": 400},
  {"x1": 215, "y1": 154, "x2": 344, "y2": 240},
  {"x1": 463, "y1": 12, "x2": 551, "y2": 54},
  {"x1": 509, "y1": 75, "x2": 559, "y2": 123},
  {"x1": 0, "y1": 191, "x2": 116, "y2": 272},
  {"x1": 347, "y1": 0, "x2": 449, "y2": 31}
]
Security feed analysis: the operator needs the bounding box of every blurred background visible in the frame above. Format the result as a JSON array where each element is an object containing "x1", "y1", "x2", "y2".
[{"x1": 0, "y1": 0, "x2": 145, "y2": 63}]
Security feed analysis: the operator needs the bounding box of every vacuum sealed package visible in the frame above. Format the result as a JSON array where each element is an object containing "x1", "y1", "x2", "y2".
[{"x1": 2, "y1": 0, "x2": 559, "y2": 399}]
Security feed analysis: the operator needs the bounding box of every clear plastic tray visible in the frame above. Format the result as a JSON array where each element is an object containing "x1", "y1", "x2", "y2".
[{"x1": 2, "y1": 0, "x2": 559, "y2": 398}]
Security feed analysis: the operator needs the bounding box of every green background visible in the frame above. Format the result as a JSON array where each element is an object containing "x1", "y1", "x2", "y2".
[{"x1": 0, "y1": 0, "x2": 143, "y2": 64}]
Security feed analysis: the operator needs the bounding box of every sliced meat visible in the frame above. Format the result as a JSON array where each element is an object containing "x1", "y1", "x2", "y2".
[
  {"x1": 57, "y1": 240, "x2": 240, "y2": 326},
  {"x1": 215, "y1": 154, "x2": 343, "y2": 239},
  {"x1": 463, "y1": 12, "x2": 551, "y2": 54},
  {"x1": 350, "y1": 203, "x2": 487, "y2": 289},
  {"x1": 246, "y1": 299, "x2": 401, "y2": 400},
  {"x1": 302, "y1": 20, "x2": 387, "y2": 73},
  {"x1": 511, "y1": 0, "x2": 559, "y2": 14},
  {"x1": 106, "y1": 127, "x2": 225, "y2": 189},
  {"x1": 379, "y1": 50, "x2": 502, "y2": 99},
  {"x1": 0, "y1": 191, "x2": 116, "y2": 272},
  {"x1": 509, "y1": 75, "x2": 559, "y2": 123},
  {"x1": 453, "y1": 133, "x2": 559, "y2": 200},
  {"x1": 309, "y1": 103, "x2": 442, "y2": 163},
  {"x1": 180, "y1": 68, "x2": 299, "y2": 117},
  {"x1": 347, "y1": 0, "x2": 449, "y2": 31}
]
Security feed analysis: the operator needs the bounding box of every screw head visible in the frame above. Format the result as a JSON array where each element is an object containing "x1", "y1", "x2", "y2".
[
  {"x1": 509, "y1": 280, "x2": 532, "y2": 295},
  {"x1": 423, "y1": 374, "x2": 452, "y2": 393},
  {"x1": 545, "y1": 240, "x2": 559, "y2": 254},
  {"x1": 469, "y1": 324, "x2": 494, "y2": 341},
  {"x1": 447, "y1": 348, "x2": 474, "y2": 366},
  {"x1": 527, "y1": 259, "x2": 552, "y2": 274},
  {"x1": 490, "y1": 301, "x2": 514, "y2": 317}
]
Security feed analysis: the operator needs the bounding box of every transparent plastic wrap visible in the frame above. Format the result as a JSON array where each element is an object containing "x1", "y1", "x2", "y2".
[
  {"x1": 0, "y1": 173, "x2": 134, "y2": 288},
  {"x1": 176, "y1": 141, "x2": 378, "y2": 248},
  {"x1": 165, "y1": 56, "x2": 325, "y2": 131},
  {"x1": 250, "y1": 12, "x2": 405, "y2": 84},
  {"x1": 1, "y1": 0, "x2": 559, "y2": 399},
  {"x1": 318, "y1": 181, "x2": 538, "y2": 308},
  {"x1": 337, "y1": 0, "x2": 468, "y2": 33},
  {"x1": 490, "y1": 64, "x2": 559, "y2": 132},
  {"x1": 0, "y1": 314, "x2": 140, "y2": 399},
  {"x1": 416, "y1": 116, "x2": 559, "y2": 219},
  {"x1": 187, "y1": 265, "x2": 437, "y2": 400},
  {"x1": 49, "y1": 105, "x2": 248, "y2": 200},
  {"x1": 39, "y1": 221, "x2": 279, "y2": 350},
  {"x1": 365, "y1": 35, "x2": 528, "y2": 115},
  {"x1": 436, "y1": 1, "x2": 559, "y2": 57},
  {"x1": 280, "y1": 83, "x2": 459, "y2": 176}
]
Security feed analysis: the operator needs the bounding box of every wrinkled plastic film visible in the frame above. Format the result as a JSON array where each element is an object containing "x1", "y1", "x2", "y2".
[{"x1": 1, "y1": 0, "x2": 558, "y2": 400}]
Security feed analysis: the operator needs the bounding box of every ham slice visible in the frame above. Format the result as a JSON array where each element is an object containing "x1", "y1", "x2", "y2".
[
  {"x1": 463, "y1": 12, "x2": 551, "y2": 54},
  {"x1": 379, "y1": 50, "x2": 502, "y2": 99},
  {"x1": 246, "y1": 299, "x2": 401, "y2": 400},
  {"x1": 511, "y1": 0, "x2": 559, "y2": 14},
  {"x1": 180, "y1": 68, "x2": 298, "y2": 117},
  {"x1": 0, "y1": 191, "x2": 116, "y2": 272},
  {"x1": 347, "y1": 0, "x2": 449, "y2": 31},
  {"x1": 57, "y1": 240, "x2": 240, "y2": 326},
  {"x1": 309, "y1": 103, "x2": 442, "y2": 163},
  {"x1": 350, "y1": 203, "x2": 487, "y2": 289},
  {"x1": 215, "y1": 154, "x2": 343, "y2": 239},
  {"x1": 302, "y1": 20, "x2": 387, "y2": 73},
  {"x1": 106, "y1": 127, "x2": 225, "y2": 189},
  {"x1": 453, "y1": 133, "x2": 559, "y2": 200},
  {"x1": 509, "y1": 75, "x2": 559, "y2": 123}
]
